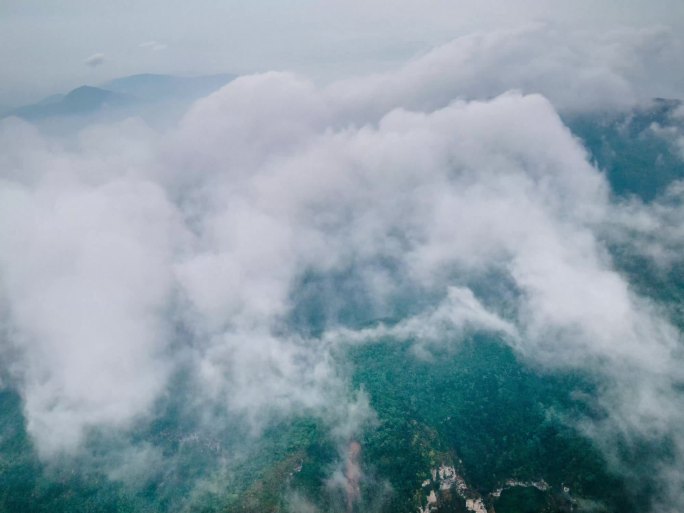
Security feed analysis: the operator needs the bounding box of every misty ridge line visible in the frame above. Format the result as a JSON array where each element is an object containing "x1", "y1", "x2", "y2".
[{"x1": 0, "y1": 23, "x2": 684, "y2": 511}]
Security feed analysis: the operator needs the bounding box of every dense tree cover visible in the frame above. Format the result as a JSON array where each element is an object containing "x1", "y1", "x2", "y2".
[
  {"x1": 495, "y1": 487, "x2": 557, "y2": 513},
  {"x1": 1, "y1": 337, "x2": 645, "y2": 513},
  {"x1": 346, "y1": 338, "x2": 639, "y2": 513},
  {"x1": 566, "y1": 99, "x2": 683, "y2": 202},
  {"x1": 0, "y1": 387, "x2": 335, "y2": 513}
]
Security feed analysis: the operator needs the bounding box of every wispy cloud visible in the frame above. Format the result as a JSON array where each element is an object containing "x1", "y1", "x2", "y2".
[
  {"x1": 84, "y1": 52, "x2": 105, "y2": 67},
  {"x1": 139, "y1": 40, "x2": 167, "y2": 52}
]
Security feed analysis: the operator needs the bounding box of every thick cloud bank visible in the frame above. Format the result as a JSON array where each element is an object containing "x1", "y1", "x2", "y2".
[
  {"x1": 1, "y1": 24, "x2": 684, "y2": 510},
  {"x1": 329, "y1": 24, "x2": 684, "y2": 118}
]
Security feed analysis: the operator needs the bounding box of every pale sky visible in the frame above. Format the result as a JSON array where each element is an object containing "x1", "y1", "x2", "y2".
[{"x1": 1, "y1": 0, "x2": 683, "y2": 107}]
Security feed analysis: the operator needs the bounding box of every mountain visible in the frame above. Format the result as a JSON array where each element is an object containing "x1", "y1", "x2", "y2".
[
  {"x1": 102, "y1": 73, "x2": 235, "y2": 101},
  {"x1": 3, "y1": 86, "x2": 129, "y2": 121},
  {"x1": 1, "y1": 73, "x2": 236, "y2": 123}
]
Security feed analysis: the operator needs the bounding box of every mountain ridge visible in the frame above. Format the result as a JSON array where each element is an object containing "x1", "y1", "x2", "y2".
[{"x1": 1, "y1": 73, "x2": 236, "y2": 121}]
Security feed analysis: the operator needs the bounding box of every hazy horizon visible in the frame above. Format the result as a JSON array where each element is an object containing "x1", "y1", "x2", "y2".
[{"x1": 2, "y1": 0, "x2": 684, "y2": 107}]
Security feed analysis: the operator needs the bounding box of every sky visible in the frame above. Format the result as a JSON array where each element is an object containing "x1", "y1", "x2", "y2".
[{"x1": 1, "y1": 0, "x2": 684, "y2": 107}]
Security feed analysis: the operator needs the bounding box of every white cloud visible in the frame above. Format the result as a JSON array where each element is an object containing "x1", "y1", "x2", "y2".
[
  {"x1": 325, "y1": 286, "x2": 518, "y2": 360},
  {"x1": 139, "y1": 41, "x2": 167, "y2": 52},
  {"x1": 327, "y1": 24, "x2": 683, "y2": 116},
  {"x1": 84, "y1": 52, "x2": 105, "y2": 67}
]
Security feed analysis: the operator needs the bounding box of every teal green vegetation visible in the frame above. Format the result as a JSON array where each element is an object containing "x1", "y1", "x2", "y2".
[
  {"x1": 566, "y1": 99, "x2": 683, "y2": 202},
  {"x1": 347, "y1": 337, "x2": 638, "y2": 513}
]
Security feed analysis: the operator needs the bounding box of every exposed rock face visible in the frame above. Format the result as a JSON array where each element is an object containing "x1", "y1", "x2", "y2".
[
  {"x1": 419, "y1": 464, "x2": 484, "y2": 513},
  {"x1": 465, "y1": 498, "x2": 487, "y2": 513},
  {"x1": 418, "y1": 463, "x2": 555, "y2": 513},
  {"x1": 491, "y1": 478, "x2": 550, "y2": 498}
]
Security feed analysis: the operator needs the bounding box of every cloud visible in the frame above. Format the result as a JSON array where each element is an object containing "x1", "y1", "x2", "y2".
[
  {"x1": 84, "y1": 52, "x2": 105, "y2": 67},
  {"x1": 1, "y1": 23, "x2": 684, "y2": 510},
  {"x1": 607, "y1": 182, "x2": 684, "y2": 268},
  {"x1": 325, "y1": 287, "x2": 518, "y2": 357},
  {"x1": 139, "y1": 40, "x2": 167, "y2": 52},
  {"x1": 0, "y1": 119, "x2": 177, "y2": 455},
  {"x1": 327, "y1": 24, "x2": 684, "y2": 116}
]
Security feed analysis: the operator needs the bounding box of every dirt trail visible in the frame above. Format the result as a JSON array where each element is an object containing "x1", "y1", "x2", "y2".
[{"x1": 345, "y1": 441, "x2": 362, "y2": 513}]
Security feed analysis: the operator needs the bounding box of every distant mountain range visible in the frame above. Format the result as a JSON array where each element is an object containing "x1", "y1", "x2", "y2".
[
  {"x1": 103, "y1": 73, "x2": 235, "y2": 100},
  {"x1": 1, "y1": 73, "x2": 236, "y2": 121},
  {"x1": 4, "y1": 86, "x2": 130, "y2": 121}
]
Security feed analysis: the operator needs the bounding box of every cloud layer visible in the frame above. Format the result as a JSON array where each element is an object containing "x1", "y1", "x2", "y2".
[{"x1": 1, "y1": 23, "x2": 684, "y2": 511}]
